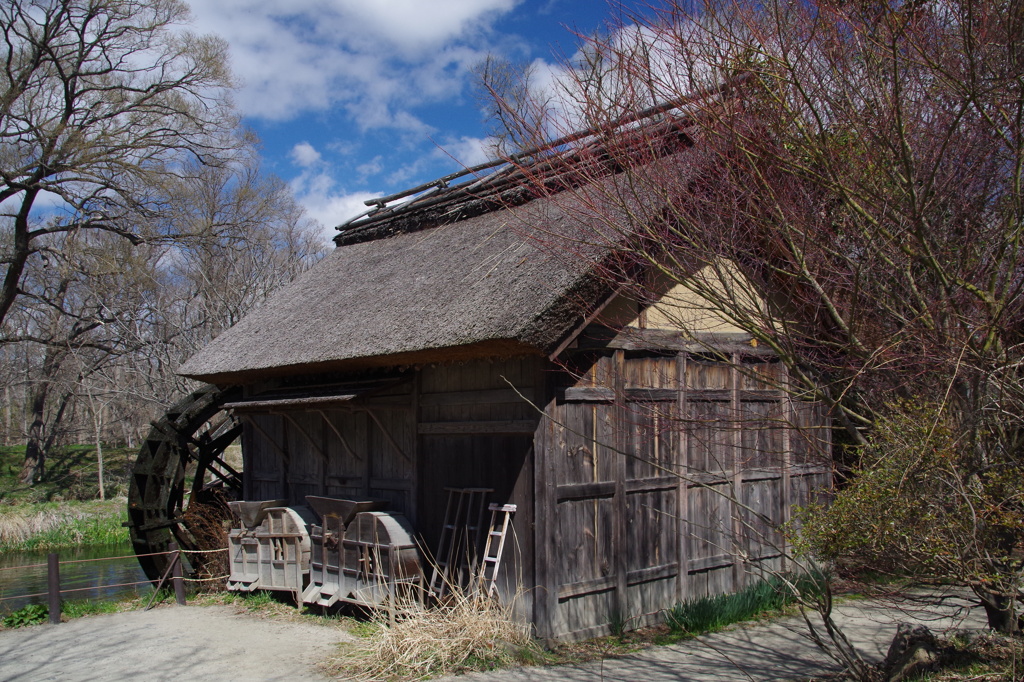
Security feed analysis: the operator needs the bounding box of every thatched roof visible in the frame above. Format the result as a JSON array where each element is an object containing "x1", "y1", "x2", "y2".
[
  {"x1": 178, "y1": 84, "x2": 730, "y2": 385},
  {"x1": 178, "y1": 188, "x2": 617, "y2": 384}
]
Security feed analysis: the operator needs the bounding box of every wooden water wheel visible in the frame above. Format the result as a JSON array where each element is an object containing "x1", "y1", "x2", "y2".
[{"x1": 128, "y1": 385, "x2": 243, "y2": 582}]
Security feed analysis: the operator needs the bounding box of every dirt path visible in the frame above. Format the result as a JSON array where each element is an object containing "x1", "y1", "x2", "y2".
[
  {"x1": 0, "y1": 590, "x2": 988, "y2": 682},
  {"x1": 0, "y1": 605, "x2": 353, "y2": 682},
  {"x1": 446, "y1": 590, "x2": 986, "y2": 682}
]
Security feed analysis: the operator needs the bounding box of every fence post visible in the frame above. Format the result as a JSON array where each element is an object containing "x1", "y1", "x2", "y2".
[
  {"x1": 168, "y1": 542, "x2": 186, "y2": 606},
  {"x1": 47, "y1": 553, "x2": 60, "y2": 624}
]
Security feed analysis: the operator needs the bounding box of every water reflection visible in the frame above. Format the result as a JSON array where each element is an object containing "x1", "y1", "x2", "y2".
[{"x1": 0, "y1": 544, "x2": 150, "y2": 614}]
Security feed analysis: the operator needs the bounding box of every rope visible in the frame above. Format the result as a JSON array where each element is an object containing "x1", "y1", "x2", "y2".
[
  {"x1": 179, "y1": 547, "x2": 228, "y2": 555},
  {"x1": 0, "y1": 591, "x2": 49, "y2": 602},
  {"x1": 59, "y1": 580, "x2": 153, "y2": 594},
  {"x1": 183, "y1": 575, "x2": 229, "y2": 582},
  {"x1": 0, "y1": 562, "x2": 47, "y2": 572},
  {"x1": 61, "y1": 551, "x2": 171, "y2": 565}
]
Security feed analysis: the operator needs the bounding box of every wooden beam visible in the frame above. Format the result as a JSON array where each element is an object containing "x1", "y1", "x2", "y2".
[
  {"x1": 688, "y1": 553, "x2": 735, "y2": 573},
  {"x1": 575, "y1": 326, "x2": 776, "y2": 356},
  {"x1": 626, "y1": 388, "x2": 677, "y2": 402},
  {"x1": 558, "y1": 387, "x2": 614, "y2": 403},
  {"x1": 417, "y1": 420, "x2": 537, "y2": 435},
  {"x1": 612, "y1": 350, "x2": 628, "y2": 623},
  {"x1": 361, "y1": 407, "x2": 412, "y2": 462},
  {"x1": 624, "y1": 475, "x2": 678, "y2": 494},
  {"x1": 730, "y1": 353, "x2": 744, "y2": 591},
  {"x1": 533, "y1": 370, "x2": 554, "y2": 638},
  {"x1": 555, "y1": 480, "x2": 615, "y2": 501},
  {"x1": 626, "y1": 562, "x2": 679, "y2": 586},
  {"x1": 559, "y1": 387, "x2": 783, "y2": 404},
  {"x1": 409, "y1": 371, "x2": 420, "y2": 526},
  {"x1": 419, "y1": 388, "x2": 524, "y2": 406},
  {"x1": 548, "y1": 284, "x2": 633, "y2": 361},
  {"x1": 676, "y1": 351, "x2": 689, "y2": 604},
  {"x1": 778, "y1": 358, "x2": 794, "y2": 569},
  {"x1": 315, "y1": 410, "x2": 362, "y2": 461},
  {"x1": 557, "y1": 575, "x2": 616, "y2": 601}
]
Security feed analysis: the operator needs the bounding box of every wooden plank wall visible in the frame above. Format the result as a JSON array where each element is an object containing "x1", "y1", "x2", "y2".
[
  {"x1": 417, "y1": 356, "x2": 541, "y2": 620},
  {"x1": 537, "y1": 349, "x2": 831, "y2": 640},
  {"x1": 241, "y1": 380, "x2": 417, "y2": 519},
  {"x1": 239, "y1": 356, "x2": 542, "y2": 617}
]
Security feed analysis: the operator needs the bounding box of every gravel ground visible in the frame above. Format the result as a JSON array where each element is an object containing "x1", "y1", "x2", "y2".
[
  {"x1": 0, "y1": 604, "x2": 354, "y2": 682},
  {"x1": 0, "y1": 590, "x2": 988, "y2": 682},
  {"x1": 445, "y1": 590, "x2": 986, "y2": 682}
]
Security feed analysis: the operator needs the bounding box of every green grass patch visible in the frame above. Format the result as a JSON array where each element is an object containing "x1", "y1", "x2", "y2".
[
  {"x1": 60, "y1": 598, "x2": 123, "y2": 619},
  {"x1": 0, "y1": 593, "x2": 147, "y2": 630},
  {"x1": 0, "y1": 444, "x2": 136, "y2": 505},
  {"x1": 0, "y1": 499, "x2": 129, "y2": 552},
  {"x1": 1, "y1": 603, "x2": 47, "y2": 628},
  {"x1": 666, "y1": 572, "x2": 825, "y2": 636}
]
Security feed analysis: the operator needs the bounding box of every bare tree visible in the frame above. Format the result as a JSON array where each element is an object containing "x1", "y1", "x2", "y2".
[
  {"x1": 481, "y1": 0, "x2": 1023, "y2": 636},
  {"x1": 0, "y1": 1, "x2": 326, "y2": 484},
  {"x1": 6, "y1": 154, "x2": 324, "y2": 484},
  {"x1": 134, "y1": 159, "x2": 326, "y2": 404},
  {"x1": 0, "y1": 0, "x2": 239, "y2": 328}
]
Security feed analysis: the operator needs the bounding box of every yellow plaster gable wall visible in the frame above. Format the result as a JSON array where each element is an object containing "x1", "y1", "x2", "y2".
[{"x1": 623, "y1": 263, "x2": 766, "y2": 334}]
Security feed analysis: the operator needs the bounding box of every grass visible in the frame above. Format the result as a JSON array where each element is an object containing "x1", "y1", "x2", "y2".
[
  {"x1": 0, "y1": 443, "x2": 135, "y2": 551},
  {"x1": 0, "y1": 443, "x2": 136, "y2": 505},
  {"x1": 0, "y1": 498, "x2": 129, "y2": 552},
  {"x1": 60, "y1": 598, "x2": 124, "y2": 619},
  {"x1": 805, "y1": 631, "x2": 1024, "y2": 681},
  {"x1": 324, "y1": 587, "x2": 537, "y2": 681},
  {"x1": 665, "y1": 572, "x2": 825, "y2": 637},
  {"x1": 915, "y1": 632, "x2": 1024, "y2": 682},
  {"x1": 0, "y1": 593, "x2": 148, "y2": 630}
]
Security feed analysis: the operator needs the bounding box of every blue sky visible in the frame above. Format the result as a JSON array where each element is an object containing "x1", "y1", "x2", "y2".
[{"x1": 185, "y1": 1, "x2": 649, "y2": 240}]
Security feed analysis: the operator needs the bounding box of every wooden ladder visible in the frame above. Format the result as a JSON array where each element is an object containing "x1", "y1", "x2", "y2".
[
  {"x1": 428, "y1": 487, "x2": 492, "y2": 599},
  {"x1": 477, "y1": 503, "x2": 517, "y2": 599}
]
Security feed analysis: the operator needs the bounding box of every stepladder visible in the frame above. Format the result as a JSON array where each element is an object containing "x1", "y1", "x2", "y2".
[
  {"x1": 428, "y1": 487, "x2": 492, "y2": 599},
  {"x1": 477, "y1": 503, "x2": 517, "y2": 600}
]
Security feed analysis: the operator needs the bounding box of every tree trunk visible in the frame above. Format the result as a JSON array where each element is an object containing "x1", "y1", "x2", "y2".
[
  {"x1": 18, "y1": 344, "x2": 69, "y2": 485},
  {"x1": 976, "y1": 589, "x2": 1020, "y2": 634},
  {"x1": 93, "y1": 401, "x2": 105, "y2": 500},
  {"x1": 4, "y1": 384, "x2": 10, "y2": 446},
  {"x1": 19, "y1": 380, "x2": 49, "y2": 484}
]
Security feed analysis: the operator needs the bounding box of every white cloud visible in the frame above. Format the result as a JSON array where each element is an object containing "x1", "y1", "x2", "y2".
[
  {"x1": 287, "y1": 164, "x2": 383, "y2": 238},
  {"x1": 303, "y1": 190, "x2": 382, "y2": 241},
  {"x1": 335, "y1": 0, "x2": 519, "y2": 53},
  {"x1": 186, "y1": 0, "x2": 522, "y2": 126},
  {"x1": 436, "y1": 136, "x2": 496, "y2": 167},
  {"x1": 356, "y1": 156, "x2": 384, "y2": 180},
  {"x1": 290, "y1": 142, "x2": 322, "y2": 168}
]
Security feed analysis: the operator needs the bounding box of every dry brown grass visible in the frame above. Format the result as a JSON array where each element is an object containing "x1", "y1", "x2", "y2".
[
  {"x1": 0, "y1": 507, "x2": 69, "y2": 545},
  {"x1": 0, "y1": 500, "x2": 126, "y2": 550},
  {"x1": 324, "y1": 587, "x2": 536, "y2": 681}
]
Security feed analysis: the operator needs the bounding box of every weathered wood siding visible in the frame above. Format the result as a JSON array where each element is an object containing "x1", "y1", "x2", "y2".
[
  {"x1": 235, "y1": 346, "x2": 828, "y2": 641},
  {"x1": 241, "y1": 380, "x2": 417, "y2": 519},
  {"x1": 417, "y1": 356, "x2": 540, "y2": 618},
  {"x1": 238, "y1": 356, "x2": 541, "y2": 616},
  {"x1": 535, "y1": 348, "x2": 831, "y2": 640}
]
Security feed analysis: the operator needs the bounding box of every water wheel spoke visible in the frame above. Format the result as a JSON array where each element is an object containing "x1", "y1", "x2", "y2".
[{"x1": 128, "y1": 385, "x2": 243, "y2": 583}]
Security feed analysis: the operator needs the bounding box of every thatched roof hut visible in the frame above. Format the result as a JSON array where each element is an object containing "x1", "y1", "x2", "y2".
[{"x1": 177, "y1": 105, "x2": 831, "y2": 641}]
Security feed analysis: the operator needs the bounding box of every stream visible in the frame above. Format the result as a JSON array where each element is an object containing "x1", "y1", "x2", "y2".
[{"x1": 0, "y1": 544, "x2": 150, "y2": 614}]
